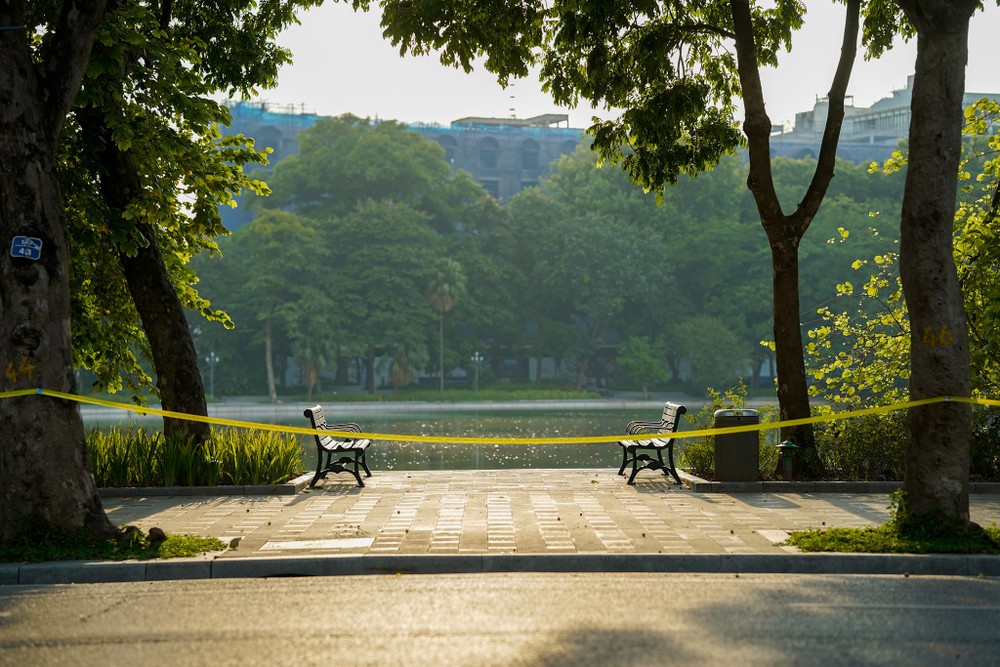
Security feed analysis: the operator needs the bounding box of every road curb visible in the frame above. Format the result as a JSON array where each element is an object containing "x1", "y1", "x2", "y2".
[
  {"x1": 677, "y1": 472, "x2": 1000, "y2": 494},
  {"x1": 98, "y1": 473, "x2": 314, "y2": 498},
  {"x1": 5, "y1": 552, "x2": 1000, "y2": 585}
]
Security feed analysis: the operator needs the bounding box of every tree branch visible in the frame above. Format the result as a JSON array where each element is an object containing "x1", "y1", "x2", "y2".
[
  {"x1": 796, "y1": 0, "x2": 861, "y2": 226},
  {"x1": 677, "y1": 22, "x2": 736, "y2": 40},
  {"x1": 39, "y1": 0, "x2": 109, "y2": 140},
  {"x1": 159, "y1": 0, "x2": 173, "y2": 30},
  {"x1": 729, "y1": 0, "x2": 782, "y2": 222}
]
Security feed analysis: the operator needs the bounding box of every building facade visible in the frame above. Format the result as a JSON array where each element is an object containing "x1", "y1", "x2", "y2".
[
  {"x1": 222, "y1": 77, "x2": 998, "y2": 228},
  {"x1": 770, "y1": 76, "x2": 1000, "y2": 163},
  {"x1": 221, "y1": 103, "x2": 585, "y2": 229},
  {"x1": 411, "y1": 114, "x2": 584, "y2": 201}
]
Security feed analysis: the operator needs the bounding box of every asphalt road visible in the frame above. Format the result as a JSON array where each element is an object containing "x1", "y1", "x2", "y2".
[{"x1": 1, "y1": 573, "x2": 999, "y2": 666}]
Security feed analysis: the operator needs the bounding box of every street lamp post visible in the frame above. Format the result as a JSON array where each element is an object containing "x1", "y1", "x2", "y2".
[
  {"x1": 206, "y1": 351, "x2": 219, "y2": 399},
  {"x1": 471, "y1": 351, "x2": 483, "y2": 393}
]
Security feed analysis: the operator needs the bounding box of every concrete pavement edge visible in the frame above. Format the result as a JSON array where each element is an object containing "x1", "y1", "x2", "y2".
[{"x1": 4, "y1": 552, "x2": 1000, "y2": 586}]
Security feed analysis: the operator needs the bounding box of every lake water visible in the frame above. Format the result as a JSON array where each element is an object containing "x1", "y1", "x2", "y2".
[
  {"x1": 305, "y1": 409, "x2": 645, "y2": 471},
  {"x1": 84, "y1": 405, "x2": 698, "y2": 471}
]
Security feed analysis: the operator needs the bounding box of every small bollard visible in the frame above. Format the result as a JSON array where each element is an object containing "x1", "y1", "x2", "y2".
[{"x1": 776, "y1": 440, "x2": 799, "y2": 480}]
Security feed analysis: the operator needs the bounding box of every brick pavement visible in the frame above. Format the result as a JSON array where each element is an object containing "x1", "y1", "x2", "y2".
[{"x1": 100, "y1": 469, "x2": 1000, "y2": 560}]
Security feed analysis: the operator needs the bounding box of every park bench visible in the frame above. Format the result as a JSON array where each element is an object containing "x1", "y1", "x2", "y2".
[
  {"x1": 303, "y1": 405, "x2": 372, "y2": 488},
  {"x1": 617, "y1": 402, "x2": 687, "y2": 485}
]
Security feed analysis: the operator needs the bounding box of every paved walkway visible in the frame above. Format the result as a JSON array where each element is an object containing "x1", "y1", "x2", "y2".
[
  {"x1": 107, "y1": 471, "x2": 922, "y2": 556},
  {"x1": 4, "y1": 470, "x2": 1000, "y2": 584}
]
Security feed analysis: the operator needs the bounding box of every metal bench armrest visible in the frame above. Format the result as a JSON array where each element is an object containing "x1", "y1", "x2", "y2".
[{"x1": 626, "y1": 420, "x2": 664, "y2": 435}]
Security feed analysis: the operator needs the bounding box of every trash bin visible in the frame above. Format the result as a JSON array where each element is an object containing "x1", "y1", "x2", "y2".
[{"x1": 713, "y1": 409, "x2": 759, "y2": 482}]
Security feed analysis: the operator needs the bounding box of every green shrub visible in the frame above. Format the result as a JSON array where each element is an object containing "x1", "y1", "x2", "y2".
[
  {"x1": 158, "y1": 438, "x2": 200, "y2": 487},
  {"x1": 86, "y1": 426, "x2": 161, "y2": 487},
  {"x1": 971, "y1": 407, "x2": 1000, "y2": 481},
  {"x1": 814, "y1": 410, "x2": 907, "y2": 481},
  {"x1": 209, "y1": 428, "x2": 303, "y2": 485},
  {"x1": 812, "y1": 406, "x2": 1000, "y2": 482},
  {"x1": 86, "y1": 425, "x2": 304, "y2": 487}
]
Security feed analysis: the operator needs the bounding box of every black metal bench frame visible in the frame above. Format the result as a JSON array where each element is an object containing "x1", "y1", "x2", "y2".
[
  {"x1": 617, "y1": 402, "x2": 687, "y2": 485},
  {"x1": 304, "y1": 405, "x2": 372, "y2": 488}
]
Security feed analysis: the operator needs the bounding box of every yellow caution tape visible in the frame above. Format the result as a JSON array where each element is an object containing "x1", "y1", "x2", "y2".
[{"x1": 0, "y1": 388, "x2": 995, "y2": 445}]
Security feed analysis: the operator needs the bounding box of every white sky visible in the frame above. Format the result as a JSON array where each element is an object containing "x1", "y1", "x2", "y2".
[{"x1": 262, "y1": 2, "x2": 1000, "y2": 128}]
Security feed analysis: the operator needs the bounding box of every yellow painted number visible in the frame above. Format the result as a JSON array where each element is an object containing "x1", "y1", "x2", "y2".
[
  {"x1": 922, "y1": 324, "x2": 955, "y2": 347},
  {"x1": 4, "y1": 357, "x2": 38, "y2": 382}
]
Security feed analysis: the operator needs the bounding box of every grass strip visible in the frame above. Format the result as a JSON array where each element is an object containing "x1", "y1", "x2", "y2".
[
  {"x1": 786, "y1": 522, "x2": 1000, "y2": 554},
  {"x1": 0, "y1": 531, "x2": 225, "y2": 563}
]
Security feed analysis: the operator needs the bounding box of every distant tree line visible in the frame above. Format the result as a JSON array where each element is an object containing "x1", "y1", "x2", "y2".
[{"x1": 188, "y1": 114, "x2": 907, "y2": 399}]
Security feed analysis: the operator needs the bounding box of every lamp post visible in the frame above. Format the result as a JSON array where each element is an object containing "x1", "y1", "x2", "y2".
[
  {"x1": 205, "y1": 351, "x2": 219, "y2": 399},
  {"x1": 471, "y1": 351, "x2": 483, "y2": 393}
]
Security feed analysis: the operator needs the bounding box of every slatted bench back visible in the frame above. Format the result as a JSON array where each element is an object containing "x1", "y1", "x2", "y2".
[
  {"x1": 659, "y1": 402, "x2": 686, "y2": 434},
  {"x1": 303, "y1": 405, "x2": 364, "y2": 452}
]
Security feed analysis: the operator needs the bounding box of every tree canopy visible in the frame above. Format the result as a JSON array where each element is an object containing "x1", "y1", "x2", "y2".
[{"x1": 199, "y1": 128, "x2": 905, "y2": 401}]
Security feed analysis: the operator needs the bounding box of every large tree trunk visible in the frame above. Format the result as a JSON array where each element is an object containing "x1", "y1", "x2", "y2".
[
  {"x1": 0, "y1": 0, "x2": 116, "y2": 542},
  {"x1": 77, "y1": 108, "x2": 211, "y2": 445},
  {"x1": 896, "y1": 0, "x2": 977, "y2": 525}
]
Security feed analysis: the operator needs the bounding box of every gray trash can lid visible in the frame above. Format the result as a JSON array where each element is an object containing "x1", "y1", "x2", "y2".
[{"x1": 713, "y1": 409, "x2": 758, "y2": 418}]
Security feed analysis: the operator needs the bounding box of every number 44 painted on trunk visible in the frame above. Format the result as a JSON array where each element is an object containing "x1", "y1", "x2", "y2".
[{"x1": 5, "y1": 357, "x2": 38, "y2": 383}]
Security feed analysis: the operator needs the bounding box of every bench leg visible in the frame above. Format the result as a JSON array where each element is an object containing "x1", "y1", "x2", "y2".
[
  {"x1": 310, "y1": 450, "x2": 331, "y2": 488},
  {"x1": 359, "y1": 451, "x2": 372, "y2": 478},
  {"x1": 339, "y1": 454, "x2": 365, "y2": 487},
  {"x1": 349, "y1": 466, "x2": 365, "y2": 487},
  {"x1": 311, "y1": 451, "x2": 365, "y2": 488},
  {"x1": 617, "y1": 444, "x2": 629, "y2": 476},
  {"x1": 665, "y1": 445, "x2": 681, "y2": 485},
  {"x1": 627, "y1": 448, "x2": 642, "y2": 485},
  {"x1": 627, "y1": 447, "x2": 682, "y2": 485}
]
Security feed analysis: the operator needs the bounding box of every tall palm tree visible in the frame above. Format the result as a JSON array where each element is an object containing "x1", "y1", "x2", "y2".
[{"x1": 427, "y1": 259, "x2": 467, "y2": 391}]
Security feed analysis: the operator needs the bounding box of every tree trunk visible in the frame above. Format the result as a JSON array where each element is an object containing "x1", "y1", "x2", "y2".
[
  {"x1": 77, "y1": 108, "x2": 211, "y2": 446},
  {"x1": 335, "y1": 355, "x2": 350, "y2": 385},
  {"x1": 767, "y1": 235, "x2": 820, "y2": 465},
  {"x1": 264, "y1": 316, "x2": 278, "y2": 403},
  {"x1": 119, "y1": 226, "x2": 211, "y2": 444},
  {"x1": 730, "y1": 0, "x2": 860, "y2": 478},
  {"x1": 0, "y1": 0, "x2": 116, "y2": 542},
  {"x1": 896, "y1": 0, "x2": 977, "y2": 525},
  {"x1": 439, "y1": 312, "x2": 445, "y2": 391},
  {"x1": 366, "y1": 345, "x2": 376, "y2": 393},
  {"x1": 0, "y1": 143, "x2": 116, "y2": 541},
  {"x1": 305, "y1": 360, "x2": 321, "y2": 400},
  {"x1": 574, "y1": 359, "x2": 587, "y2": 392}
]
